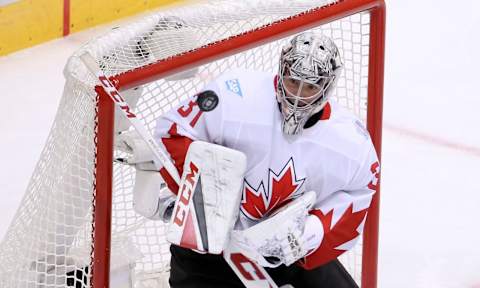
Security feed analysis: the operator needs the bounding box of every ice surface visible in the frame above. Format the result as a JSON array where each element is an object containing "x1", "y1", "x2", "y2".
[{"x1": 1, "y1": 1, "x2": 479, "y2": 287}]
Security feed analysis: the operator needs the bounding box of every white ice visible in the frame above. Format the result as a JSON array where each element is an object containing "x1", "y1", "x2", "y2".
[{"x1": 0, "y1": 0, "x2": 479, "y2": 287}]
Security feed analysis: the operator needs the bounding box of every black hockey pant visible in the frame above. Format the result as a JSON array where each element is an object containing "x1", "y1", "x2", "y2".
[{"x1": 169, "y1": 245, "x2": 359, "y2": 288}]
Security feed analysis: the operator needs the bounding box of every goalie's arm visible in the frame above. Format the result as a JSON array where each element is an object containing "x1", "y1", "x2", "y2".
[
  {"x1": 131, "y1": 81, "x2": 224, "y2": 219},
  {"x1": 154, "y1": 81, "x2": 224, "y2": 194},
  {"x1": 299, "y1": 143, "x2": 379, "y2": 270},
  {"x1": 230, "y1": 144, "x2": 379, "y2": 270}
]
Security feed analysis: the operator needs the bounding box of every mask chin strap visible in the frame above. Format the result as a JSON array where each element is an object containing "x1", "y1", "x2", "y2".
[
  {"x1": 303, "y1": 106, "x2": 326, "y2": 129},
  {"x1": 281, "y1": 95, "x2": 330, "y2": 135}
]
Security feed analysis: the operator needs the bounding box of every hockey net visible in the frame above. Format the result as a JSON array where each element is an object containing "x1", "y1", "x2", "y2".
[{"x1": 0, "y1": 0, "x2": 385, "y2": 287}]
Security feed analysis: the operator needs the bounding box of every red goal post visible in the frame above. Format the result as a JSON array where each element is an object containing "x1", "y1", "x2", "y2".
[
  {"x1": 0, "y1": 1, "x2": 385, "y2": 288},
  {"x1": 97, "y1": 0, "x2": 386, "y2": 286}
]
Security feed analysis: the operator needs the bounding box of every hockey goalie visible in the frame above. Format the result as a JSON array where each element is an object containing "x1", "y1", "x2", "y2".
[{"x1": 122, "y1": 32, "x2": 380, "y2": 288}]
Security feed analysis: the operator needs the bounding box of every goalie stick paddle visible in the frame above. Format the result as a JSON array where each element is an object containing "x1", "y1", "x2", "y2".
[
  {"x1": 224, "y1": 240, "x2": 283, "y2": 288},
  {"x1": 80, "y1": 52, "x2": 283, "y2": 288}
]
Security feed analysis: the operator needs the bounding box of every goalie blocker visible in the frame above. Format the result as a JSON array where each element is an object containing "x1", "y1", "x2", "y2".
[{"x1": 167, "y1": 141, "x2": 247, "y2": 254}]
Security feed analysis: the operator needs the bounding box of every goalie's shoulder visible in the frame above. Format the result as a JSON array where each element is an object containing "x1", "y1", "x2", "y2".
[
  {"x1": 330, "y1": 102, "x2": 371, "y2": 142},
  {"x1": 308, "y1": 101, "x2": 374, "y2": 163}
]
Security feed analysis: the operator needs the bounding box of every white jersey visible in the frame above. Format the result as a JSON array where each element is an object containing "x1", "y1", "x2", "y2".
[{"x1": 154, "y1": 69, "x2": 379, "y2": 268}]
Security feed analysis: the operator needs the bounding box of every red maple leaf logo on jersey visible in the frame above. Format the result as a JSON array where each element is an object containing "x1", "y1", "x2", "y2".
[
  {"x1": 300, "y1": 205, "x2": 369, "y2": 269},
  {"x1": 240, "y1": 158, "x2": 305, "y2": 220}
]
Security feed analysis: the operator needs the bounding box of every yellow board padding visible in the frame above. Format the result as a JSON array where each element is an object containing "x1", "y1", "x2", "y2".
[
  {"x1": 70, "y1": 0, "x2": 182, "y2": 33},
  {"x1": 0, "y1": 0, "x2": 63, "y2": 56},
  {"x1": 0, "y1": 0, "x2": 184, "y2": 56}
]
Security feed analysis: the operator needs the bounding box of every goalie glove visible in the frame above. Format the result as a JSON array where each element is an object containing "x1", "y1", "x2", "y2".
[
  {"x1": 133, "y1": 170, "x2": 176, "y2": 221},
  {"x1": 115, "y1": 130, "x2": 176, "y2": 221},
  {"x1": 115, "y1": 130, "x2": 159, "y2": 171},
  {"x1": 230, "y1": 191, "x2": 323, "y2": 268}
]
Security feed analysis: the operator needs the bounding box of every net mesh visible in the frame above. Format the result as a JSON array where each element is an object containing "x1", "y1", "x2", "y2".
[{"x1": 0, "y1": 0, "x2": 374, "y2": 287}]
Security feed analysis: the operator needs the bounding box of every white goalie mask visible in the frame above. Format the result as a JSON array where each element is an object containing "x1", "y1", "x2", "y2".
[{"x1": 276, "y1": 32, "x2": 343, "y2": 136}]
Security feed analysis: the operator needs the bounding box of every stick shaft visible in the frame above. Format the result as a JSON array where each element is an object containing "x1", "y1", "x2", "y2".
[
  {"x1": 80, "y1": 52, "x2": 278, "y2": 288},
  {"x1": 80, "y1": 52, "x2": 181, "y2": 185}
]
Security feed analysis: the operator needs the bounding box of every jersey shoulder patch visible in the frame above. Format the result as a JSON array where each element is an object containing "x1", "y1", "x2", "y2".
[
  {"x1": 215, "y1": 69, "x2": 274, "y2": 99},
  {"x1": 225, "y1": 78, "x2": 243, "y2": 97}
]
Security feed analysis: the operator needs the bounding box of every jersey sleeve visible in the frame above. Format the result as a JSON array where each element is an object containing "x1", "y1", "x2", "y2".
[
  {"x1": 299, "y1": 140, "x2": 380, "y2": 270},
  {"x1": 153, "y1": 80, "x2": 224, "y2": 193}
]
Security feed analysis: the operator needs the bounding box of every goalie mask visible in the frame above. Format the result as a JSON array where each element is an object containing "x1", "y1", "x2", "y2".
[{"x1": 276, "y1": 32, "x2": 343, "y2": 136}]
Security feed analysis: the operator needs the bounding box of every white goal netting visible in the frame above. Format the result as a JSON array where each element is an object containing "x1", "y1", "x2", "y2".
[{"x1": 0, "y1": 0, "x2": 378, "y2": 287}]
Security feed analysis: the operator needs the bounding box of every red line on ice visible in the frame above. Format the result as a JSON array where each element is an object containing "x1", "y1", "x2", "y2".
[{"x1": 385, "y1": 123, "x2": 480, "y2": 158}]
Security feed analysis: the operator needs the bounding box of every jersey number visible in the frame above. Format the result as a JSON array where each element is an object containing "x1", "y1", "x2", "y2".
[{"x1": 178, "y1": 100, "x2": 203, "y2": 128}]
